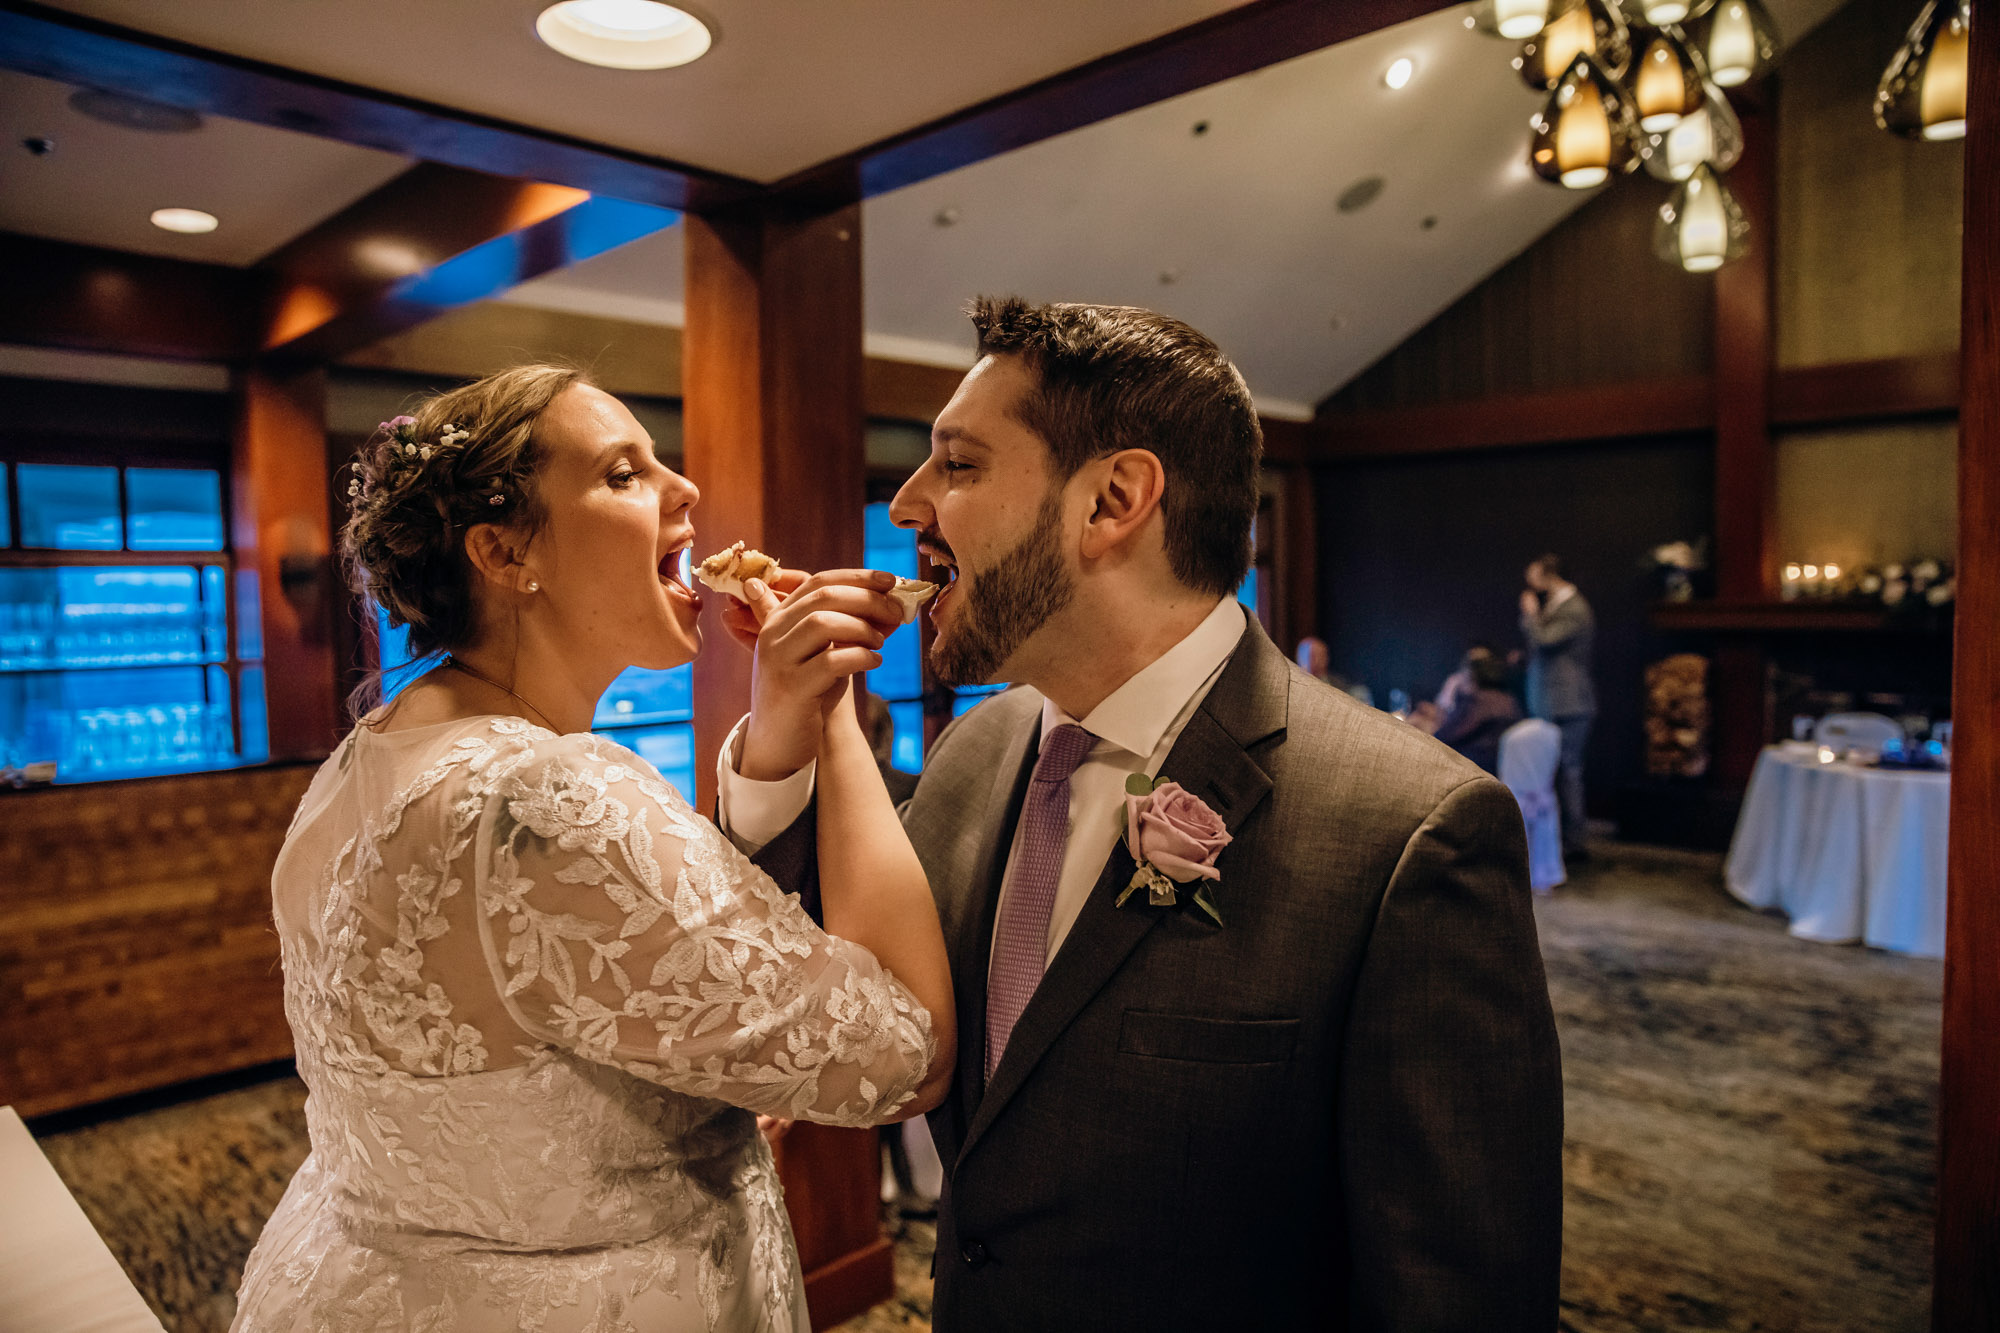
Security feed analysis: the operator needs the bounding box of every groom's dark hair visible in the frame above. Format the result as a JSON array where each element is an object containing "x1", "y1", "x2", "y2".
[{"x1": 968, "y1": 296, "x2": 1261, "y2": 598}]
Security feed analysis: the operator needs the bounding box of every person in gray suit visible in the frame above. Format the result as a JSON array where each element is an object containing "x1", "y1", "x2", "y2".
[
  {"x1": 1520, "y1": 554, "x2": 1596, "y2": 857},
  {"x1": 717, "y1": 299, "x2": 1562, "y2": 1331}
]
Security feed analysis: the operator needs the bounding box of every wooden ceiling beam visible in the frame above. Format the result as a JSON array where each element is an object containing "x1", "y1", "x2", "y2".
[
  {"x1": 1306, "y1": 376, "x2": 1718, "y2": 459},
  {"x1": 256, "y1": 163, "x2": 678, "y2": 362},
  {"x1": 1768, "y1": 350, "x2": 1960, "y2": 426},
  {"x1": 0, "y1": 0, "x2": 754, "y2": 212},
  {"x1": 790, "y1": 0, "x2": 1462, "y2": 199},
  {"x1": 0, "y1": 231, "x2": 265, "y2": 361}
]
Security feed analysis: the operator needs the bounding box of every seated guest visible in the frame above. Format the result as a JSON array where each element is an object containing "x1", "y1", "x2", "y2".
[
  {"x1": 1294, "y1": 634, "x2": 1374, "y2": 706},
  {"x1": 1433, "y1": 648, "x2": 1523, "y2": 774},
  {"x1": 862, "y1": 689, "x2": 919, "y2": 804}
]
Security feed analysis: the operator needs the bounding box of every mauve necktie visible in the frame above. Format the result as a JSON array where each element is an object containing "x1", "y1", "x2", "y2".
[{"x1": 985, "y1": 721, "x2": 1096, "y2": 1084}]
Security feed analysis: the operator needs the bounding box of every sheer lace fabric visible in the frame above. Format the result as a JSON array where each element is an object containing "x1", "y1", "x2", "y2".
[{"x1": 233, "y1": 717, "x2": 934, "y2": 1333}]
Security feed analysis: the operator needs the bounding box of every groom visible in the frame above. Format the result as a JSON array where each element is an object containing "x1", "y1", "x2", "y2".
[{"x1": 720, "y1": 299, "x2": 1562, "y2": 1330}]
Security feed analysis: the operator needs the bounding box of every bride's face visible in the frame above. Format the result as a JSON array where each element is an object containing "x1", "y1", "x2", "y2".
[{"x1": 517, "y1": 383, "x2": 704, "y2": 672}]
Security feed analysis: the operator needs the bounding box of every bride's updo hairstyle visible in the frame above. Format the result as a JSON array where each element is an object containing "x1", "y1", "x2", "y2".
[{"x1": 341, "y1": 363, "x2": 584, "y2": 708}]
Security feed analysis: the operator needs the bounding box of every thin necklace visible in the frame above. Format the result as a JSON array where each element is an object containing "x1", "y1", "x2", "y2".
[{"x1": 442, "y1": 655, "x2": 561, "y2": 733}]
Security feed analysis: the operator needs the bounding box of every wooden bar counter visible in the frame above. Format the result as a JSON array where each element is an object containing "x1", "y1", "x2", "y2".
[{"x1": 0, "y1": 765, "x2": 310, "y2": 1119}]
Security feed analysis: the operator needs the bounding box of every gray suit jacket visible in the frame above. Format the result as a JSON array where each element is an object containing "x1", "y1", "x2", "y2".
[
  {"x1": 1523, "y1": 590, "x2": 1596, "y2": 720},
  {"x1": 754, "y1": 620, "x2": 1563, "y2": 1331}
]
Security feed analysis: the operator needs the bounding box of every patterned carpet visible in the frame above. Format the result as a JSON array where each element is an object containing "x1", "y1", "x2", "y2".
[{"x1": 32, "y1": 842, "x2": 1938, "y2": 1332}]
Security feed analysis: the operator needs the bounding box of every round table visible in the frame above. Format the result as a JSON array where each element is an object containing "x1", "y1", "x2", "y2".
[{"x1": 1724, "y1": 743, "x2": 1949, "y2": 958}]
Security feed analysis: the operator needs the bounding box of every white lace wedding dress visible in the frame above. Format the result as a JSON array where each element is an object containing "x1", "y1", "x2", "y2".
[{"x1": 232, "y1": 716, "x2": 934, "y2": 1333}]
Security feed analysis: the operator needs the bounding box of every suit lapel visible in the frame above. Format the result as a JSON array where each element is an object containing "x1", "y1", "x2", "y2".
[{"x1": 956, "y1": 620, "x2": 1292, "y2": 1162}]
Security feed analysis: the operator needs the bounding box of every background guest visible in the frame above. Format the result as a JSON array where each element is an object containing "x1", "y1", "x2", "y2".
[
  {"x1": 862, "y1": 689, "x2": 919, "y2": 804},
  {"x1": 1293, "y1": 634, "x2": 1373, "y2": 706},
  {"x1": 1520, "y1": 553, "x2": 1596, "y2": 858},
  {"x1": 1432, "y1": 647, "x2": 1523, "y2": 775}
]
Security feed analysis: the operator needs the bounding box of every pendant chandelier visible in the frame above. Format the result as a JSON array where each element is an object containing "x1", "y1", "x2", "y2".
[
  {"x1": 1530, "y1": 54, "x2": 1641, "y2": 189},
  {"x1": 1632, "y1": 27, "x2": 1707, "y2": 132},
  {"x1": 1632, "y1": 0, "x2": 1715, "y2": 25},
  {"x1": 1639, "y1": 78, "x2": 1744, "y2": 180},
  {"x1": 1655, "y1": 163, "x2": 1750, "y2": 272},
  {"x1": 1472, "y1": 0, "x2": 1555, "y2": 41},
  {"x1": 1876, "y1": 0, "x2": 1970, "y2": 141},
  {"x1": 1695, "y1": 0, "x2": 1780, "y2": 88},
  {"x1": 1516, "y1": 0, "x2": 1630, "y2": 89}
]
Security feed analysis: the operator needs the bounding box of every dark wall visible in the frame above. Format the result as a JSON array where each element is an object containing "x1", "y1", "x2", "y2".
[{"x1": 1314, "y1": 434, "x2": 1714, "y2": 813}]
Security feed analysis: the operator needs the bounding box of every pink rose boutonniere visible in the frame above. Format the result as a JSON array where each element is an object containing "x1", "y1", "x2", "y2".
[{"x1": 1115, "y1": 774, "x2": 1232, "y2": 925}]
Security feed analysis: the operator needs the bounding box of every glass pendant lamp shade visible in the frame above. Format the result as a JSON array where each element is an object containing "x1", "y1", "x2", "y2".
[
  {"x1": 1697, "y1": 0, "x2": 1780, "y2": 87},
  {"x1": 1516, "y1": 0, "x2": 1632, "y2": 88},
  {"x1": 1636, "y1": 0, "x2": 1716, "y2": 24},
  {"x1": 1473, "y1": 0, "x2": 1555, "y2": 40},
  {"x1": 1640, "y1": 79, "x2": 1743, "y2": 180},
  {"x1": 1530, "y1": 55, "x2": 1641, "y2": 188},
  {"x1": 1633, "y1": 27, "x2": 1706, "y2": 131},
  {"x1": 1655, "y1": 163, "x2": 1750, "y2": 271},
  {"x1": 1876, "y1": 0, "x2": 1971, "y2": 141}
]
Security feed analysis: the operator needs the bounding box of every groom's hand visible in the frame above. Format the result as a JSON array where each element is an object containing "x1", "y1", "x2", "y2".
[
  {"x1": 739, "y1": 569, "x2": 903, "y2": 782},
  {"x1": 719, "y1": 568, "x2": 808, "y2": 650}
]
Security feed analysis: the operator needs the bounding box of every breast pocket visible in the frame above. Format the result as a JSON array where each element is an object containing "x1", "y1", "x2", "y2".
[
  {"x1": 1117, "y1": 1011, "x2": 1300, "y2": 1066},
  {"x1": 1117, "y1": 1012, "x2": 1305, "y2": 1239}
]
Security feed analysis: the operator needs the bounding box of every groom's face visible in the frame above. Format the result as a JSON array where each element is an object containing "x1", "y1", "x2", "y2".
[{"x1": 889, "y1": 355, "x2": 1078, "y2": 686}]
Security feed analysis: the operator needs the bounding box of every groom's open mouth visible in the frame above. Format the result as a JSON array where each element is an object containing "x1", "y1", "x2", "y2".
[
  {"x1": 920, "y1": 536, "x2": 959, "y2": 620},
  {"x1": 657, "y1": 537, "x2": 702, "y2": 613}
]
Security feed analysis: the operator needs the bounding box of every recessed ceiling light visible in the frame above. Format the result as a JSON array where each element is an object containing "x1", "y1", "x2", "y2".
[
  {"x1": 933, "y1": 206, "x2": 962, "y2": 227},
  {"x1": 1384, "y1": 57, "x2": 1416, "y2": 89},
  {"x1": 151, "y1": 208, "x2": 218, "y2": 234},
  {"x1": 535, "y1": 0, "x2": 713, "y2": 70}
]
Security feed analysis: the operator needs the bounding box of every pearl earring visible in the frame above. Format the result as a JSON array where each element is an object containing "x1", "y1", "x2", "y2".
[{"x1": 526, "y1": 581, "x2": 540, "y2": 593}]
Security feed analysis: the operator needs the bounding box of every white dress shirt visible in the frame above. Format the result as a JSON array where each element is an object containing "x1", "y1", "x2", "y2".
[{"x1": 716, "y1": 596, "x2": 1247, "y2": 967}]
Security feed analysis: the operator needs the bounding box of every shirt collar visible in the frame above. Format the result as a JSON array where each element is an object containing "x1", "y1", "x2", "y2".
[
  {"x1": 1039, "y1": 597, "x2": 1246, "y2": 760},
  {"x1": 1546, "y1": 583, "x2": 1577, "y2": 611}
]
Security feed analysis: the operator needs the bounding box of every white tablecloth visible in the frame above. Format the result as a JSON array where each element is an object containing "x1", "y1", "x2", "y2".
[
  {"x1": 1725, "y1": 744, "x2": 1950, "y2": 957},
  {"x1": 0, "y1": 1106, "x2": 165, "y2": 1332}
]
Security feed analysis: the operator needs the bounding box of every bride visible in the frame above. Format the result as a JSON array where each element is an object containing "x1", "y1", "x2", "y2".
[{"x1": 232, "y1": 364, "x2": 954, "y2": 1332}]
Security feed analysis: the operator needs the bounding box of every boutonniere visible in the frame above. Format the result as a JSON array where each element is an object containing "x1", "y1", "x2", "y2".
[{"x1": 1115, "y1": 774, "x2": 1232, "y2": 925}]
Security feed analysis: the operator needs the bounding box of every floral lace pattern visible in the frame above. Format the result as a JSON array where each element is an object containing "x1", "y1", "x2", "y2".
[{"x1": 233, "y1": 718, "x2": 934, "y2": 1333}]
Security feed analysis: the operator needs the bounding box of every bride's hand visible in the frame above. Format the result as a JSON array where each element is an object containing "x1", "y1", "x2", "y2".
[{"x1": 737, "y1": 570, "x2": 903, "y2": 783}]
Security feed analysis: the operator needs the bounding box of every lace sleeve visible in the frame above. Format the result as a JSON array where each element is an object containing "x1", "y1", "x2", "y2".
[{"x1": 470, "y1": 734, "x2": 935, "y2": 1126}]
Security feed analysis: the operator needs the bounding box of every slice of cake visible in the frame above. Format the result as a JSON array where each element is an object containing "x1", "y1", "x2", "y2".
[
  {"x1": 695, "y1": 543, "x2": 938, "y2": 624},
  {"x1": 888, "y1": 577, "x2": 938, "y2": 624},
  {"x1": 694, "y1": 541, "x2": 782, "y2": 601}
]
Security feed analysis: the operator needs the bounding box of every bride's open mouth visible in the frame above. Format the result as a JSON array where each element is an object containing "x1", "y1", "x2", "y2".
[{"x1": 658, "y1": 539, "x2": 702, "y2": 612}]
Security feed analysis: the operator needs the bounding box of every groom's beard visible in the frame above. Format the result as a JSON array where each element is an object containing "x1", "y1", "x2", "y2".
[{"x1": 930, "y1": 495, "x2": 1074, "y2": 687}]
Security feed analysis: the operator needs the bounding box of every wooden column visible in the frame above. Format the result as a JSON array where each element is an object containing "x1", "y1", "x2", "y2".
[
  {"x1": 681, "y1": 191, "x2": 884, "y2": 1329},
  {"x1": 682, "y1": 191, "x2": 867, "y2": 810},
  {"x1": 1711, "y1": 93, "x2": 1778, "y2": 787},
  {"x1": 1937, "y1": 2, "x2": 2000, "y2": 1324},
  {"x1": 230, "y1": 366, "x2": 340, "y2": 761}
]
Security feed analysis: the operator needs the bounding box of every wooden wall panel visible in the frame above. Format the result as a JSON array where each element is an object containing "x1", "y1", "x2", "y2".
[
  {"x1": 1776, "y1": 0, "x2": 1965, "y2": 369},
  {"x1": 0, "y1": 765, "x2": 312, "y2": 1119},
  {"x1": 1321, "y1": 183, "x2": 1714, "y2": 413},
  {"x1": 1775, "y1": 420, "x2": 1959, "y2": 570}
]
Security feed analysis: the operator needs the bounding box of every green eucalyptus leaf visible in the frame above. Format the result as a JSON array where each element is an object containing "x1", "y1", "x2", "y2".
[
  {"x1": 1124, "y1": 772, "x2": 1154, "y2": 797},
  {"x1": 1193, "y1": 885, "x2": 1225, "y2": 927}
]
